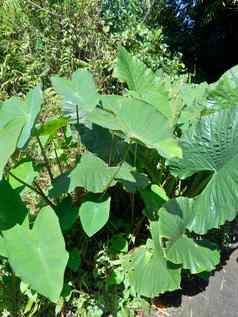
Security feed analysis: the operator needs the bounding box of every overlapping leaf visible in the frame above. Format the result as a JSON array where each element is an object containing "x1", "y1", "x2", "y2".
[
  {"x1": 3, "y1": 207, "x2": 69, "y2": 303},
  {"x1": 0, "y1": 86, "x2": 43, "y2": 148},
  {"x1": 207, "y1": 65, "x2": 238, "y2": 110},
  {"x1": 169, "y1": 107, "x2": 238, "y2": 233},
  {"x1": 122, "y1": 239, "x2": 181, "y2": 297},
  {"x1": 9, "y1": 162, "x2": 37, "y2": 190},
  {"x1": 89, "y1": 95, "x2": 182, "y2": 159},
  {"x1": 51, "y1": 69, "x2": 99, "y2": 123},
  {"x1": 156, "y1": 198, "x2": 220, "y2": 273},
  {"x1": 0, "y1": 119, "x2": 25, "y2": 179}
]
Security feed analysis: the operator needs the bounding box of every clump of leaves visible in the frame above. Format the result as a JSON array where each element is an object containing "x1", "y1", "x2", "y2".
[{"x1": 1, "y1": 48, "x2": 238, "y2": 316}]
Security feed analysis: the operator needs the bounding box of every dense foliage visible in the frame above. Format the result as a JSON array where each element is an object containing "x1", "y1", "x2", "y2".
[
  {"x1": 1, "y1": 1, "x2": 238, "y2": 316},
  {"x1": 0, "y1": 46, "x2": 238, "y2": 315}
]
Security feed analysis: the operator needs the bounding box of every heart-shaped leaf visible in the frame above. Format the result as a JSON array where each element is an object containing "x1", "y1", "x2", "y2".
[
  {"x1": 3, "y1": 207, "x2": 69, "y2": 303},
  {"x1": 79, "y1": 194, "x2": 111, "y2": 237}
]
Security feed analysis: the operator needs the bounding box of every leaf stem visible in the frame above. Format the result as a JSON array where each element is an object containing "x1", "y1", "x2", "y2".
[
  {"x1": 102, "y1": 142, "x2": 131, "y2": 193},
  {"x1": 53, "y1": 140, "x2": 63, "y2": 174},
  {"x1": 36, "y1": 135, "x2": 54, "y2": 183},
  {"x1": 8, "y1": 172, "x2": 56, "y2": 210}
]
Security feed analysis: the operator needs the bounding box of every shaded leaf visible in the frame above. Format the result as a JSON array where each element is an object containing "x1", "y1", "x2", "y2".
[{"x1": 0, "y1": 180, "x2": 28, "y2": 231}]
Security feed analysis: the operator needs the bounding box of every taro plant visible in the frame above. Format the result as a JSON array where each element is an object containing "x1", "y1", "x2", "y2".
[{"x1": 0, "y1": 47, "x2": 238, "y2": 310}]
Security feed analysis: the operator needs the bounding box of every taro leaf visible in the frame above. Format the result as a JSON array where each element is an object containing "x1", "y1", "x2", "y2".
[
  {"x1": 116, "y1": 162, "x2": 149, "y2": 193},
  {"x1": 89, "y1": 95, "x2": 182, "y2": 159},
  {"x1": 79, "y1": 123, "x2": 126, "y2": 164},
  {"x1": 0, "y1": 235, "x2": 7, "y2": 258},
  {"x1": 156, "y1": 198, "x2": 220, "y2": 273},
  {"x1": 51, "y1": 69, "x2": 99, "y2": 123},
  {"x1": 0, "y1": 180, "x2": 28, "y2": 231},
  {"x1": 121, "y1": 239, "x2": 181, "y2": 298},
  {"x1": 18, "y1": 85, "x2": 43, "y2": 148},
  {"x1": 34, "y1": 118, "x2": 68, "y2": 137},
  {"x1": 68, "y1": 249, "x2": 81, "y2": 272},
  {"x1": 56, "y1": 196, "x2": 78, "y2": 232},
  {"x1": 168, "y1": 107, "x2": 238, "y2": 234},
  {"x1": 207, "y1": 65, "x2": 238, "y2": 111},
  {"x1": 67, "y1": 152, "x2": 117, "y2": 193},
  {"x1": 79, "y1": 194, "x2": 111, "y2": 237},
  {"x1": 0, "y1": 119, "x2": 25, "y2": 179},
  {"x1": 0, "y1": 86, "x2": 43, "y2": 148},
  {"x1": 3, "y1": 207, "x2": 69, "y2": 303},
  {"x1": 9, "y1": 162, "x2": 37, "y2": 190},
  {"x1": 140, "y1": 185, "x2": 168, "y2": 221},
  {"x1": 113, "y1": 47, "x2": 158, "y2": 92}
]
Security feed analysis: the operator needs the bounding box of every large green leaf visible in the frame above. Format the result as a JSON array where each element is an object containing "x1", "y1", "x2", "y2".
[
  {"x1": 51, "y1": 69, "x2": 99, "y2": 123},
  {"x1": 3, "y1": 207, "x2": 69, "y2": 303},
  {"x1": 113, "y1": 47, "x2": 158, "y2": 93},
  {"x1": 157, "y1": 198, "x2": 220, "y2": 273},
  {"x1": 0, "y1": 119, "x2": 25, "y2": 179},
  {"x1": 207, "y1": 65, "x2": 238, "y2": 111},
  {"x1": 122, "y1": 239, "x2": 181, "y2": 298},
  {"x1": 169, "y1": 107, "x2": 238, "y2": 233},
  {"x1": 89, "y1": 95, "x2": 182, "y2": 159},
  {"x1": 79, "y1": 194, "x2": 111, "y2": 237},
  {"x1": 0, "y1": 180, "x2": 28, "y2": 231}
]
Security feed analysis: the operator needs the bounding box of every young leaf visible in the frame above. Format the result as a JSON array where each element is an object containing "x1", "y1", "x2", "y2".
[
  {"x1": 34, "y1": 117, "x2": 68, "y2": 137},
  {"x1": 0, "y1": 180, "x2": 28, "y2": 231},
  {"x1": 3, "y1": 207, "x2": 69, "y2": 303},
  {"x1": 0, "y1": 119, "x2": 25, "y2": 179},
  {"x1": 168, "y1": 107, "x2": 238, "y2": 234},
  {"x1": 156, "y1": 198, "x2": 220, "y2": 273},
  {"x1": 122, "y1": 239, "x2": 181, "y2": 298},
  {"x1": 79, "y1": 194, "x2": 111, "y2": 237}
]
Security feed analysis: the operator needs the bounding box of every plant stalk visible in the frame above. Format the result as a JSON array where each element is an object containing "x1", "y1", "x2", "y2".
[{"x1": 36, "y1": 135, "x2": 54, "y2": 183}]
